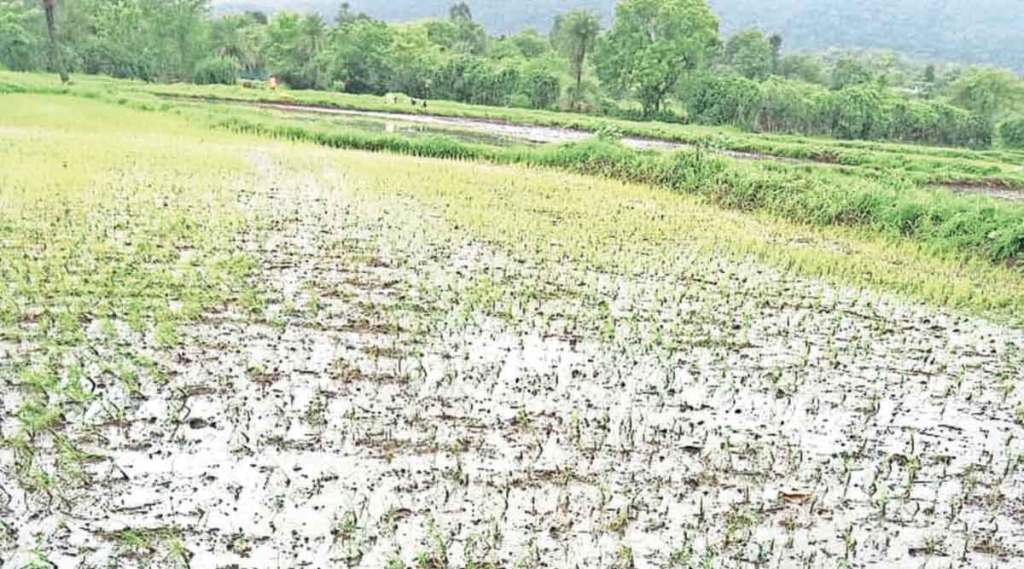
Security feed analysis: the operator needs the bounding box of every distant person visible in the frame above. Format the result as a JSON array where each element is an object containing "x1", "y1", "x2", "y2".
[
  {"x1": 422, "y1": 100, "x2": 428, "y2": 109},
  {"x1": 269, "y1": 76, "x2": 279, "y2": 91}
]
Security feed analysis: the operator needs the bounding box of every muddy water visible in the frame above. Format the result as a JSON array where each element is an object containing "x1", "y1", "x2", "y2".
[
  {"x1": 254, "y1": 101, "x2": 781, "y2": 163},
  {"x1": 257, "y1": 101, "x2": 605, "y2": 146},
  {"x1": 272, "y1": 108, "x2": 541, "y2": 148},
  {"x1": 164, "y1": 93, "x2": 1024, "y2": 203}
]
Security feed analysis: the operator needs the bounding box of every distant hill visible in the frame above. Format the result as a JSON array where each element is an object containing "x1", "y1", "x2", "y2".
[{"x1": 210, "y1": 0, "x2": 1024, "y2": 72}]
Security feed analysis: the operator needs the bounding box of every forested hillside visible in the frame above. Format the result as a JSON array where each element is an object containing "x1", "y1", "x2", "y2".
[
  {"x1": 715, "y1": 0, "x2": 1023, "y2": 73},
  {"x1": 212, "y1": 0, "x2": 1024, "y2": 71}
]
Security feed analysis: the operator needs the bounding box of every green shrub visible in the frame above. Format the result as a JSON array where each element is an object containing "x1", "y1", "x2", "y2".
[
  {"x1": 823, "y1": 86, "x2": 887, "y2": 140},
  {"x1": 682, "y1": 73, "x2": 762, "y2": 130},
  {"x1": 518, "y1": 65, "x2": 560, "y2": 110},
  {"x1": 680, "y1": 74, "x2": 994, "y2": 148},
  {"x1": 756, "y1": 78, "x2": 824, "y2": 133},
  {"x1": 193, "y1": 56, "x2": 240, "y2": 86},
  {"x1": 1000, "y1": 117, "x2": 1024, "y2": 149}
]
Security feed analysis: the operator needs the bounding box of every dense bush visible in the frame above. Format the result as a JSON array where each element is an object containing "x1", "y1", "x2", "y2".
[
  {"x1": 0, "y1": 8, "x2": 40, "y2": 72},
  {"x1": 518, "y1": 65, "x2": 561, "y2": 109},
  {"x1": 756, "y1": 78, "x2": 823, "y2": 133},
  {"x1": 820, "y1": 85, "x2": 888, "y2": 140},
  {"x1": 1000, "y1": 117, "x2": 1024, "y2": 148},
  {"x1": 933, "y1": 104, "x2": 993, "y2": 148},
  {"x1": 79, "y1": 42, "x2": 157, "y2": 82},
  {"x1": 432, "y1": 56, "x2": 520, "y2": 106},
  {"x1": 682, "y1": 74, "x2": 762, "y2": 130},
  {"x1": 681, "y1": 75, "x2": 994, "y2": 148},
  {"x1": 193, "y1": 56, "x2": 240, "y2": 85}
]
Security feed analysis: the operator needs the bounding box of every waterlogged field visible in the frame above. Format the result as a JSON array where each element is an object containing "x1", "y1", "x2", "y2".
[
  {"x1": 2, "y1": 94, "x2": 1024, "y2": 569},
  {"x1": 4, "y1": 71, "x2": 1024, "y2": 193}
]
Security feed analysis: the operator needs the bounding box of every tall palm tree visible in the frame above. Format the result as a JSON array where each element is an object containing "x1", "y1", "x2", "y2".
[
  {"x1": 552, "y1": 10, "x2": 601, "y2": 108},
  {"x1": 42, "y1": 0, "x2": 69, "y2": 82}
]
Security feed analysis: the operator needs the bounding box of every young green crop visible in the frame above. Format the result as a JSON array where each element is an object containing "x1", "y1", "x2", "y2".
[
  {"x1": 0, "y1": 94, "x2": 261, "y2": 497},
  {"x1": 324, "y1": 146, "x2": 1024, "y2": 322},
  {"x1": 199, "y1": 104, "x2": 1024, "y2": 269}
]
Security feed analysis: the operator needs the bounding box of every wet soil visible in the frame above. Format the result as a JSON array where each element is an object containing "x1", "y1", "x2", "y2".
[{"x1": 942, "y1": 180, "x2": 1024, "y2": 202}]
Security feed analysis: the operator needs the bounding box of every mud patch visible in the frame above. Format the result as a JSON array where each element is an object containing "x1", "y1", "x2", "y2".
[{"x1": 942, "y1": 180, "x2": 1024, "y2": 201}]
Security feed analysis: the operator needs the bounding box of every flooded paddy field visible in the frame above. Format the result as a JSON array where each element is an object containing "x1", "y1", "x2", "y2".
[
  {"x1": 172, "y1": 95, "x2": 751, "y2": 154},
  {"x1": 256, "y1": 105, "x2": 541, "y2": 149},
  {"x1": 2, "y1": 95, "x2": 1024, "y2": 569},
  {"x1": 179, "y1": 95, "x2": 1024, "y2": 202}
]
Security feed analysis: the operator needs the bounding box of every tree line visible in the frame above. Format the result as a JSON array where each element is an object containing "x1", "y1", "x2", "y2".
[{"x1": 2, "y1": 0, "x2": 1022, "y2": 148}]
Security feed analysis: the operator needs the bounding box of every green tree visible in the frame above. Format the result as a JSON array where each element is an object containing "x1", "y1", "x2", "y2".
[
  {"x1": 823, "y1": 85, "x2": 887, "y2": 139},
  {"x1": 831, "y1": 56, "x2": 874, "y2": 90},
  {"x1": 151, "y1": 0, "x2": 208, "y2": 81},
  {"x1": 923, "y1": 64, "x2": 936, "y2": 84},
  {"x1": 335, "y1": 2, "x2": 366, "y2": 25},
  {"x1": 63, "y1": 0, "x2": 209, "y2": 81},
  {"x1": 518, "y1": 60, "x2": 561, "y2": 109},
  {"x1": 193, "y1": 54, "x2": 239, "y2": 84},
  {"x1": 245, "y1": 10, "x2": 267, "y2": 25},
  {"x1": 425, "y1": 10, "x2": 487, "y2": 55},
  {"x1": 723, "y1": 29, "x2": 773, "y2": 80},
  {"x1": 489, "y1": 29, "x2": 550, "y2": 60},
  {"x1": 76, "y1": 0, "x2": 159, "y2": 79},
  {"x1": 322, "y1": 16, "x2": 394, "y2": 93},
  {"x1": 552, "y1": 9, "x2": 601, "y2": 108},
  {"x1": 0, "y1": 1, "x2": 42, "y2": 72},
  {"x1": 595, "y1": 0, "x2": 719, "y2": 116},
  {"x1": 388, "y1": 23, "x2": 444, "y2": 97},
  {"x1": 779, "y1": 54, "x2": 825, "y2": 84},
  {"x1": 209, "y1": 13, "x2": 267, "y2": 78},
  {"x1": 947, "y1": 67, "x2": 1023, "y2": 126},
  {"x1": 508, "y1": 29, "x2": 550, "y2": 59},
  {"x1": 999, "y1": 116, "x2": 1024, "y2": 148},
  {"x1": 448, "y1": 2, "x2": 472, "y2": 23},
  {"x1": 756, "y1": 77, "x2": 824, "y2": 133},
  {"x1": 681, "y1": 71, "x2": 761, "y2": 128},
  {"x1": 264, "y1": 12, "x2": 326, "y2": 89},
  {"x1": 768, "y1": 33, "x2": 782, "y2": 73}
]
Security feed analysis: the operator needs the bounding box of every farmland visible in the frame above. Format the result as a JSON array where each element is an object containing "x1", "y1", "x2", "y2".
[{"x1": 2, "y1": 79, "x2": 1024, "y2": 569}]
